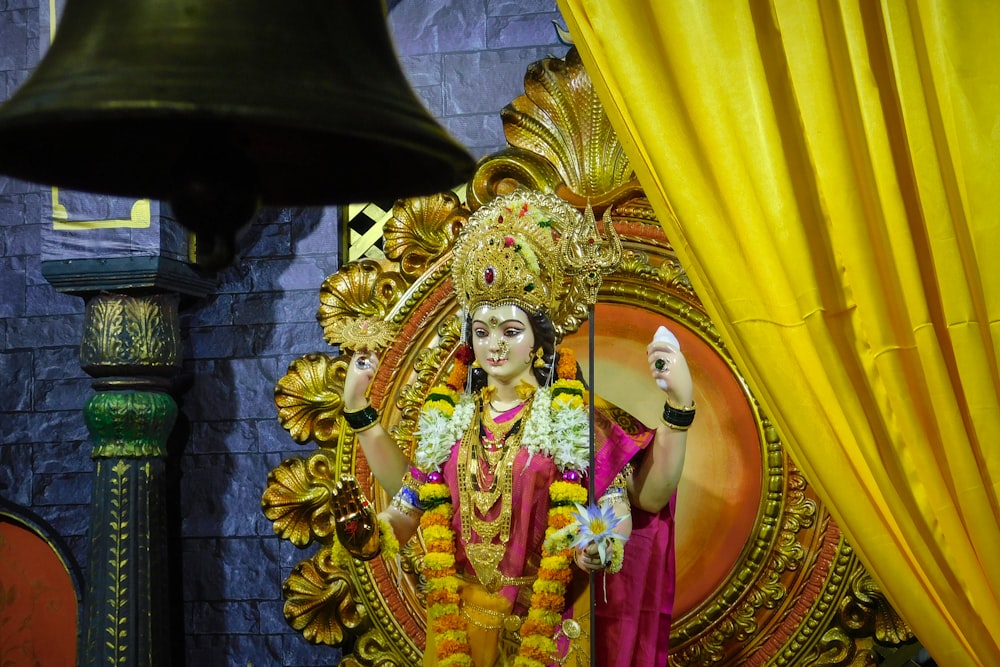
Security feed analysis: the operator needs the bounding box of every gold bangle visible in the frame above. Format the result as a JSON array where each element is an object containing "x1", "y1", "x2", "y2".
[
  {"x1": 344, "y1": 404, "x2": 379, "y2": 431},
  {"x1": 661, "y1": 400, "x2": 695, "y2": 429},
  {"x1": 660, "y1": 417, "x2": 691, "y2": 431},
  {"x1": 664, "y1": 396, "x2": 695, "y2": 411},
  {"x1": 352, "y1": 419, "x2": 380, "y2": 433},
  {"x1": 598, "y1": 491, "x2": 628, "y2": 509}
]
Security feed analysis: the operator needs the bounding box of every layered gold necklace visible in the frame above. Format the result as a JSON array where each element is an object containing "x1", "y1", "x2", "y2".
[
  {"x1": 457, "y1": 390, "x2": 533, "y2": 591},
  {"x1": 479, "y1": 400, "x2": 521, "y2": 467}
]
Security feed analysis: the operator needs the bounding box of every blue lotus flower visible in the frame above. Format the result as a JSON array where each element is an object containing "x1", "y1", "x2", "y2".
[{"x1": 569, "y1": 502, "x2": 628, "y2": 564}]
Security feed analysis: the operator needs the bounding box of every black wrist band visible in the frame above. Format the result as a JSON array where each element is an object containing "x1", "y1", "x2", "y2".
[
  {"x1": 661, "y1": 402, "x2": 695, "y2": 428},
  {"x1": 344, "y1": 405, "x2": 379, "y2": 431}
]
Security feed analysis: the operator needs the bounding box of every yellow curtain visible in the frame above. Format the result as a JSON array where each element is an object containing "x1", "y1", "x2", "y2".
[{"x1": 556, "y1": 1, "x2": 1000, "y2": 664}]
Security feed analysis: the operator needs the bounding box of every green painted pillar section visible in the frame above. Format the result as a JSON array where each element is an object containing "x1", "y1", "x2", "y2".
[{"x1": 78, "y1": 292, "x2": 182, "y2": 667}]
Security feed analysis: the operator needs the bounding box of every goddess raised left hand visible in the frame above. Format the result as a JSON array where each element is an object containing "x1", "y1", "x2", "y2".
[{"x1": 647, "y1": 326, "x2": 694, "y2": 409}]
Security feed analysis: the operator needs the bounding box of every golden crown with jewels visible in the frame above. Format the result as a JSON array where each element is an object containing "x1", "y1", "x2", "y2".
[{"x1": 451, "y1": 190, "x2": 622, "y2": 337}]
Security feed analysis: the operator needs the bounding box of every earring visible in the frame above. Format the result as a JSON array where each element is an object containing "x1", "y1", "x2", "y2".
[
  {"x1": 533, "y1": 347, "x2": 546, "y2": 368},
  {"x1": 472, "y1": 359, "x2": 481, "y2": 369}
]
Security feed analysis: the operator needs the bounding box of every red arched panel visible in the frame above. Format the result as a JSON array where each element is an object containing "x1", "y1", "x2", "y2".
[{"x1": 0, "y1": 516, "x2": 78, "y2": 666}]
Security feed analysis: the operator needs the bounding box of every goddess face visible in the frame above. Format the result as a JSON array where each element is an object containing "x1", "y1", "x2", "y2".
[{"x1": 471, "y1": 304, "x2": 536, "y2": 386}]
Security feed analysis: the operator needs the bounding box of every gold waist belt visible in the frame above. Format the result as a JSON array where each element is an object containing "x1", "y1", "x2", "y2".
[
  {"x1": 458, "y1": 570, "x2": 536, "y2": 590},
  {"x1": 461, "y1": 598, "x2": 525, "y2": 634}
]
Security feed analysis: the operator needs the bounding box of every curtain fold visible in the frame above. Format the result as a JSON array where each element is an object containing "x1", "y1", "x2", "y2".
[{"x1": 555, "y1": 1, "x2": 1000, "y2": 664}]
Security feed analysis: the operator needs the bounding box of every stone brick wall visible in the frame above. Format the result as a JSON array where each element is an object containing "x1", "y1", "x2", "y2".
[
  {"x1": 0, "y1": 1, "x2": 567, "y2": 664},
  {"x1": 0, "y1": 0, "x2": 93, "y2": 583}
]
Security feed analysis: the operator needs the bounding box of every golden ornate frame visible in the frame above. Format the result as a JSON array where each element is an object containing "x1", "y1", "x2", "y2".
[{"x1": 262, "y1": 47, "x2": 912, "y2": 666}]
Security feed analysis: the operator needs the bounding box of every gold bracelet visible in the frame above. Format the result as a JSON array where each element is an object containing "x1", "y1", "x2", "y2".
[
  {"x1": 352, "y1": 418, "x2": 380, "y2": 433},
  {"x1": 344, "y1": 403, "x2": 379, "y2": 431},
  {"x1": 664, "y1": 396, "x2": 696, "y2": 411},
  {"x1": 661, "y1": 400, "x2": 695, "y2": 429},
  {"x1": 390, "y1": 492, "x2": 421, "y2": 517},
  {"x1": 660, "y1": 417, "x2": 691, "y2": 431},
  {"x1": 598, "y1": 491, "x2": 628, "y2": 509}
]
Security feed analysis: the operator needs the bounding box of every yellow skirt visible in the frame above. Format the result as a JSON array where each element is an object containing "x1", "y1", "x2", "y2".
[{"x1": 423, "y1": 581, "x2": 591, "y2": 667}]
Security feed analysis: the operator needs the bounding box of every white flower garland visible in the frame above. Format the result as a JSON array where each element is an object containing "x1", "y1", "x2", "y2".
[
  {"x1": 414, "y1": 393, "x2": 474, "y2": 471},
  {"x1": 413, "y1": 386, "x2": 589, "y2": 473}
]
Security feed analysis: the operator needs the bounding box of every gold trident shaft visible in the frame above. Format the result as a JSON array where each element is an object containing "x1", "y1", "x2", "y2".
[{"x1": 557, "y1": 202, "x2": 623, "y2": 305}]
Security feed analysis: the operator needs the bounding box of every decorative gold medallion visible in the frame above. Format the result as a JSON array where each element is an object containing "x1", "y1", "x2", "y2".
[
  {"x1": 465, "y1": 542, "x2": 506, "y2": 593},
  {"x1": 473, "y1": 489, "x2": 501, "y2": 515},
  {"x1": 561, "y1": 619, "x2": 582, "y2": 639},
  {"x1": 503, "y1": 615, "x2": 523, "y2": 633}
]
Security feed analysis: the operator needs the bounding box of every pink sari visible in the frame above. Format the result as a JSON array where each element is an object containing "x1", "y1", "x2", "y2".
[
  {"x1": 592, "y1": 399, "x2": 677, "y2": 667},
  {"x1": 437, "y1": 400, "x2": 677, "y2": 666},
  {"x1": 442, "y1": 404, "x2": 561, "y2": 615}
]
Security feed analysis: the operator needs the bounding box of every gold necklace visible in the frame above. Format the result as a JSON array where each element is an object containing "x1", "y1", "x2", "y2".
[
  {"x1": 479, "y1": 400, "x2": 523, "y2": 467},
  {"x1": 480, "y1": 441, "x2": 506, "y2": 469},
  {"x1": 470, "y1": 396, "x2": 523, "y2": 517},
  {"x1": 457, "y1": 392, "x2": 533, "y2": 592},
  {"x1": 480, "y1": 403, "x2": 520, "y2": 451}
]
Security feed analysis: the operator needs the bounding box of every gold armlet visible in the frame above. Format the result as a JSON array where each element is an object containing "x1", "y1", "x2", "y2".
[{"x1": 598, "y1": 469, "x2": 631, "y2": 510}]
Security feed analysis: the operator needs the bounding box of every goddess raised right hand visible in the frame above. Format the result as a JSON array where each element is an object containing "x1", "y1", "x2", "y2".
[
  {"x1": 344, "y1": 350, "x2": 379, "y2": 412},
  {"x1": 341, "y1": 351, "x2": 411, "y2": 496}
]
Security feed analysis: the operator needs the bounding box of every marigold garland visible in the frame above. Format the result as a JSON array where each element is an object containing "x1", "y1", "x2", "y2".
[
  {"x1": 414, "y1": 342, "x2": 597, "y2": 667},
  {"x1": 555, "y1": 345, "x2": 578, "y2": 380},
  {"x1": 513, "y1": 461, "x2": 586, "y2": 664},
  {"x1": 378, "y1": 518, "x2": 400, "y2": 559},
  {"x1": 508, "y1": 347, "x2": 589, "y2": 667},
  {"x1": 419, "y1": 481, "x2": 472, "y2": 665},
  {"x1": 447, "y1": 344, "x2": 473, "y2": 391}
]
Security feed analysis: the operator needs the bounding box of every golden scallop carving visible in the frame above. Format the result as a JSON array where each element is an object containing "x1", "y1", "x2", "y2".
[
  {"x1": 274, "y1": 353, "x2": 348, "y2": 446},
  {"x1": 262, "y1": 451, "x2": 339, "y2": 547},
  {"x1": 318, "y1": 259, "x2": 410, "y2": 347},
  {"x1": 264, "y1": 450, "x2": 376, "y2": 647},
  {"x1": 511, "y1": 49, "x2": 632, "y2": 191},
  {"x1": 282, "y1": 544, "x2": 368, "y2": 645},
  {"x1": 383, "y1": 191, "x2": 470, "y2": 282},
  {"x1": 470, "y1": 47, "x2": 640, "y2": 210}
]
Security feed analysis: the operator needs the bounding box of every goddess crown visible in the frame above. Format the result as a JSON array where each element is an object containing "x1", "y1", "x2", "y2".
[{"x1": 451, "y1": 190, "x2": 621, "y2": 338}]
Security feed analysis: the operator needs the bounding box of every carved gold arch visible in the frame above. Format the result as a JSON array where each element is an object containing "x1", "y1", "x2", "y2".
[{"x1": 262, "y1": 47, "x2": 913, "y2": 666}]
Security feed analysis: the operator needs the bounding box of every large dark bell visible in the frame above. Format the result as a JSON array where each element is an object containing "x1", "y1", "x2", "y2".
[{"x1": 0, "y1": 0, "x2": 475, "y2": 260}]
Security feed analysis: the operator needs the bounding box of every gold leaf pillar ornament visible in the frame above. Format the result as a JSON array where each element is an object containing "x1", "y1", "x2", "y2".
[{"x1": 78, "y1": 292, "x2": 184, "y2": 667}]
